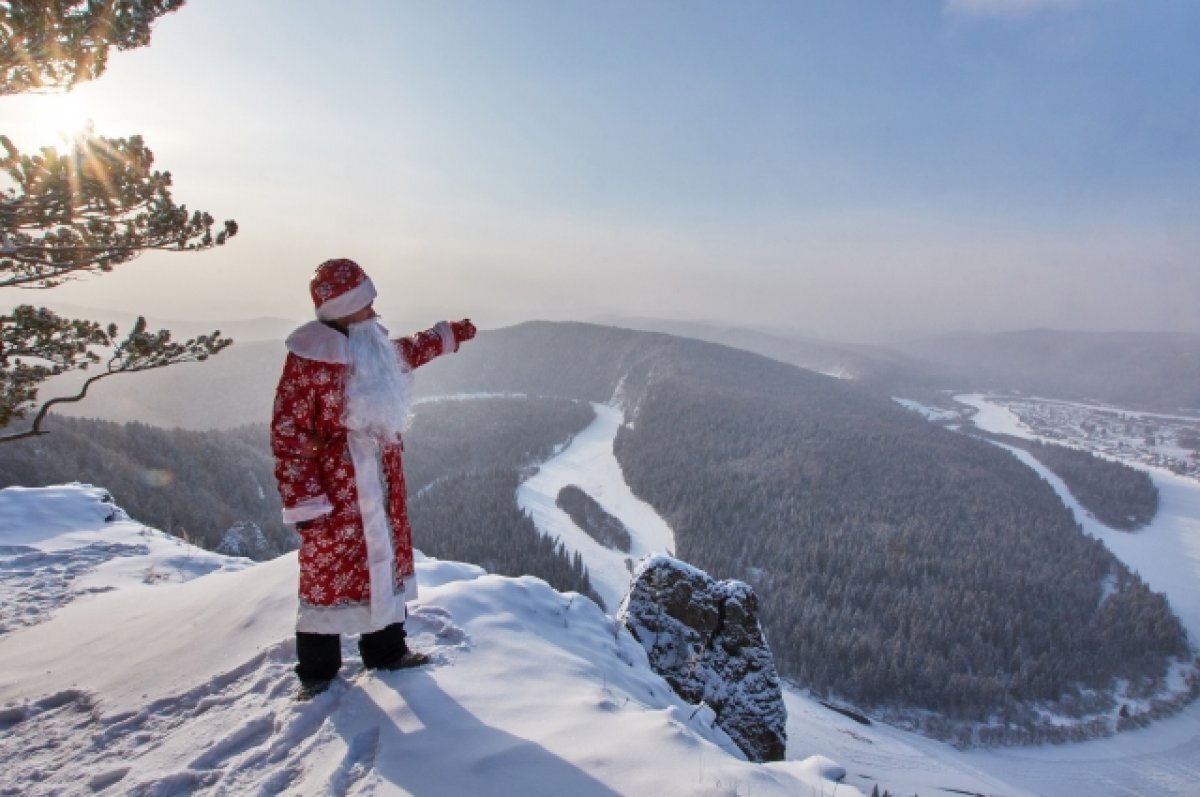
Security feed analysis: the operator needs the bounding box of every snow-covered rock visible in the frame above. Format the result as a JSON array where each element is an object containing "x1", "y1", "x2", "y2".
[
  {"x1": 619, "y1": 554, "x2": 788, "y2": 763},
  {"x1": 215, "y1": 520, "x2": 274, "y2": 560}
]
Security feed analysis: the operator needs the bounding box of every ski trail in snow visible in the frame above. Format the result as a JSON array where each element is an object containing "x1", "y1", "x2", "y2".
[
  {"x1": 0, "y1": 604, "x2": 471, "y2": 797},
  {"x1": 516, "y1": 402, "x2": 676, "y2": 612}
]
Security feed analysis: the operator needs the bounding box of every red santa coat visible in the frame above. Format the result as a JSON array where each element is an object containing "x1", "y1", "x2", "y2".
[{"x1": 271, "y1": 319, "x2": 466, "y2": 634}]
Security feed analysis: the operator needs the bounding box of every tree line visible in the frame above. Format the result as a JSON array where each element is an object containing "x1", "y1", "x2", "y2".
[
  {"x1": 402, "y1": 396, "x2": 603, "y2": 603},
  {"x1": 610, "y1": 342, "x2": 1193, "y2": 742},
  {"x1": 973, "y1": 430, "x2": 1159, "y2": 531},
  {"x1": 0, "y1": 415, "x2": 290, "y2": 554},
  {"x1": 0, "y1": 396, "x2": 601, "y2": 599}
]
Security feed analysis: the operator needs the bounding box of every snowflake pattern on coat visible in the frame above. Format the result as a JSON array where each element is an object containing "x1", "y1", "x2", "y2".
[{"x1": 271, "y1": 321, "x2": 469, "y2": 619}]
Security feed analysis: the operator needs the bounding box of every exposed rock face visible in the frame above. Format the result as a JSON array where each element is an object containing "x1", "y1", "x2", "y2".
[{"x1": 618, "y1": 555, "x2": 787, "y2": 762}]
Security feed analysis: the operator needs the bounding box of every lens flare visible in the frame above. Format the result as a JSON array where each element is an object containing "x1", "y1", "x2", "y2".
[{"x1": 143, "y1": 468, "x2": 174, "y2": 488}]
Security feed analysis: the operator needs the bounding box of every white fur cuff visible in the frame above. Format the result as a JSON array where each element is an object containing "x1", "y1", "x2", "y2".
[
  {"x1": 434, "y1": 320, "x2": 457, "y2": 354},
  {"x1": 281, "y1": 495, "x2": 334, "y2": 524}
]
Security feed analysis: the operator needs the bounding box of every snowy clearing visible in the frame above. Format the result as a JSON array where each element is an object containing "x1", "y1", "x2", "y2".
[
  {"x1": 0, "y1": 485, "x2": 852, "y2": 797},
  {"x1": 955, "y1": 392, "x2": 1030, "y2": 436},
  {"x1": 516, "y1": 402, "x2": 676, "y2": 611},
  {"x1": 891, "y1": 397, "x2": 958, "y2": 423}
]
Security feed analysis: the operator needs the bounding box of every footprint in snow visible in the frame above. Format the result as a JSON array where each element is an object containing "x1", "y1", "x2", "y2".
[{"x1": 0, "y1": 605, "x2": 471, "y2": 796}]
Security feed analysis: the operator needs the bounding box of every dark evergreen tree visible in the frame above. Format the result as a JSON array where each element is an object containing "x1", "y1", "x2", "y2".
[
  {"x1": 1, "y1": 1, "x2": 186, "y2": 93},
  {"x1": 0, "y1": 1, "x2": 236, "y2": 441}
]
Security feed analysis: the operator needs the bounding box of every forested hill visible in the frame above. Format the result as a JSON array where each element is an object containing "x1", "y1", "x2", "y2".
[
  {"x1": 606, "y1": 339, "x2": 1193, "y2": 742},
  {"x1": 45, "y1": 322, "x2": 1200, "y2": 430},
  {"x1": 45, "y1": 322, "x2": 671, "y2": 430},
  {"x1": 437, "y1": 323, "x2": 1194, "y2": 741},
  {"x1": 25, "y1": 321, "x2": 1196, "y2": 741}
]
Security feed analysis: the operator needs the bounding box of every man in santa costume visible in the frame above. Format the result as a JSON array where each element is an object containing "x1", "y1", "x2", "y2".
[{"x1": 271, "y1": 258, "x2": 476, "y2": 699}]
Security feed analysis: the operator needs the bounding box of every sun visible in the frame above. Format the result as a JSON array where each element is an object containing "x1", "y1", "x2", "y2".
[{"x1": 19, "y1": 91, "x2": 95, "y2": 149}]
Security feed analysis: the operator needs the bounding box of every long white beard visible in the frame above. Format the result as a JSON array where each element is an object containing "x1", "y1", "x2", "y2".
[{"x1": 344, "y1": 319, "x2": 414, "y2": 442}]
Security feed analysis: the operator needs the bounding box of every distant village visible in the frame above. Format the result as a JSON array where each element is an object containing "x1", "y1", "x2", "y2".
[{"x1": 987, "y1": 397, "x2": 1200, "y2": 480}]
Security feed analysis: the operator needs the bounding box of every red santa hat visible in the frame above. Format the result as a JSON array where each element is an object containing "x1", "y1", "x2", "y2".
[{"x1": 310, "y1": 258, "x2": 378, "y2": 321}]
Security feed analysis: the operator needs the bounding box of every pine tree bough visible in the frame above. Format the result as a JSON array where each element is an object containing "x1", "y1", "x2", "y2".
[
  {"x1": 1, "y1": 1, "x2": 187, "y2": 94},
  {"x1": 1, "y1": 0, "x2": 238, "y2": 441},
  {"x1": 1, "y1": 131, "x2": 238, "y2": 289},
  {"x1": 0, "y1": 307, "x2": 230, "y2": 441}
]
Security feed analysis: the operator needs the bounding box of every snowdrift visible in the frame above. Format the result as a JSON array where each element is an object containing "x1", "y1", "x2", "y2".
[{"x1": 0, "y1": 484, "x2": 854, "y2": 796}]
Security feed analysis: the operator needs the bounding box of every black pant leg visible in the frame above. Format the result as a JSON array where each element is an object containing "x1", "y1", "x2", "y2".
[
  {"x1": 359, "y1": 622, "x2": 408, "y2": 669},
  {"x1": 295, "y1": 631, "x2": 342, "y2": 684}
]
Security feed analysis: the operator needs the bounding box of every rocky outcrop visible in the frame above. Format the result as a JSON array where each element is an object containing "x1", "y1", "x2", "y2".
[
  {"x1": 618, "y1": 555, "x2": 787, "y2": 762},
  {"x1": 215, "y1": 521, "x2": 273, "y2": 560}
]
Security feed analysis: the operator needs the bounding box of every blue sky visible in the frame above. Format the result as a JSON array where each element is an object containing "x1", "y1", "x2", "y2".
[{"x1": 5, "y1": 0, "x2": 1199, "y2": 338}]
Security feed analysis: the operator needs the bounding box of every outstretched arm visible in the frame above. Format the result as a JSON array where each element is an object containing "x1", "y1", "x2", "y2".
[{"x1": 396, "y1": 319, "x2": 477, "y2": 369}]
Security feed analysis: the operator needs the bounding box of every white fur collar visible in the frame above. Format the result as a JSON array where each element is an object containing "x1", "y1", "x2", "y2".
[{"x1": 285, "y1": 320, "x2": 348, "y2": 364}]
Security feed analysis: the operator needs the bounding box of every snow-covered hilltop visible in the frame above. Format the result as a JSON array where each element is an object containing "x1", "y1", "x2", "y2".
[
  {"x1": 0, "y1": 484, "x2": 858, "y2": 797},
  {"x1": 6, "y1": 458, "x2": 1196, "y2": 794}
]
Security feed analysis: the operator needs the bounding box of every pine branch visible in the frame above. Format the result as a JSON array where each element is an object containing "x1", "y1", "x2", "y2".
[
  {"x1": 0, "y1": 307, "x2": 230, "y2": 439},
  {"x1": 1, "y1": 131, "x2": 237, "y2": 289},
  {"x1": 1, "y1": 1, "x2": 187, "y2": 94}
]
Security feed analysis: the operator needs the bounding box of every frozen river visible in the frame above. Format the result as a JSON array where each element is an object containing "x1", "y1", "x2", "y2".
[{"x1": 520, "y1": 396, "x2": 1200, "y2": 796}]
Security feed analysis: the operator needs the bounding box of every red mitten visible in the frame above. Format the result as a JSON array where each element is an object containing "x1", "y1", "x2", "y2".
[{"x1": 452, "y1": 319, "x2": 477, "y2": 342}]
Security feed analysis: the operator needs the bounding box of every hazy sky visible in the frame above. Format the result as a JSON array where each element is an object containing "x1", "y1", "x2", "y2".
[{"x1": 5, "y1": 0, "x2": 1199, "y2": 340}]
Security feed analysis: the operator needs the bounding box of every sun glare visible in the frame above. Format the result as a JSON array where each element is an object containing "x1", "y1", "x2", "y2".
[{"x1": 21, "y1": 91, "x2": 95, "y2": 149}]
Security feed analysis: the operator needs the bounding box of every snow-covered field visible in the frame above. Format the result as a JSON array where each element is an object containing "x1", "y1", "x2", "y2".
[
  {"x1": 0, "y1": 484, "x2": 858, "y2": 797},
  {"x1": 516, "y1": 402, "x2": 676, "y2": 611}
]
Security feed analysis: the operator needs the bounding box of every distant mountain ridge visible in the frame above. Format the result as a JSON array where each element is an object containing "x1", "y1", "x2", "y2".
[
  {"x1": 42, "y1": 319, "x2": 1200, "y2": 429},
  {"x1": 892, "y1": 329, "x2": 1200, "y2": 413},
  {"x1": 592, "y1": 319, "x2": 1200, "y2": 414}
]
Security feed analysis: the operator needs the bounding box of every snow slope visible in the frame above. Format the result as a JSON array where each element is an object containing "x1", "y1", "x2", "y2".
[
  {"x1": 0, "y1": 484, "x2": 853, "y2": 797},
  {"x1": 0, "y1": 484, "x2": 252, "y2": 638},
  {"x1": 516, "y1": 402, "x2": 676, "y2": 611}
]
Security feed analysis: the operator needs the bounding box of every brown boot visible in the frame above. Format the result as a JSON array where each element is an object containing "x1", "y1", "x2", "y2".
[
  {"x1": 378, "y1": 650, "x2": 429, "y2": 670},
  {"x1": 295, "y1": 678, "x2": 334, "y2": 701}
]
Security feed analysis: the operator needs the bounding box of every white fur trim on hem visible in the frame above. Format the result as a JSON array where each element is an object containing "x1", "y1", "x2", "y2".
[
  {"x1": 281, "y1": 495, "x2": 334, "y2": 524},
  {"x1": 295, "y1": 579, "x2": 417, "y2": 634},
  {"x1": 316, "y1": 278, "x2": 377, "y2": 321},
  {"x1": 347, "y1": 430, "x2": 403, "y2": 628}
]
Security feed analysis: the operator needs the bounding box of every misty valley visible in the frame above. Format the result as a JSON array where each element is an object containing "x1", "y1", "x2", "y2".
[{"x1": 3, "y1": 320, "x2": 1197, "y2": 757}]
